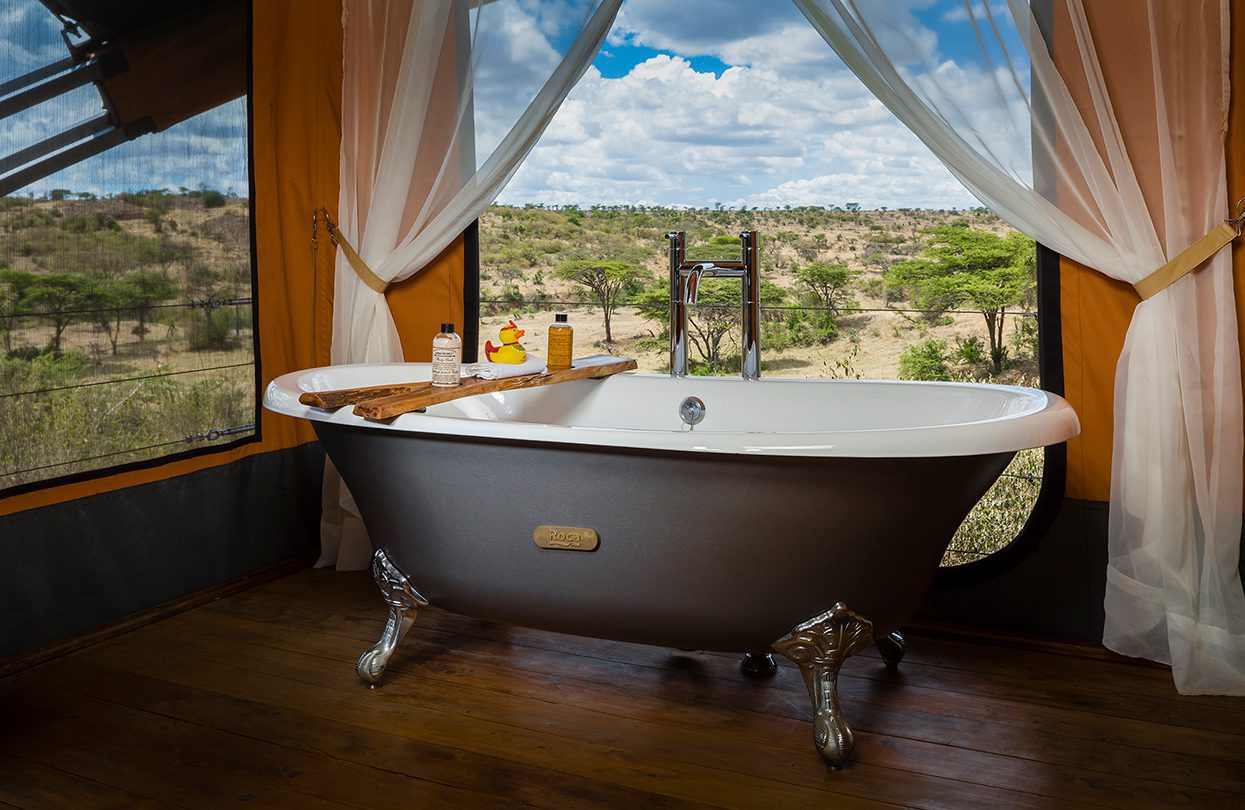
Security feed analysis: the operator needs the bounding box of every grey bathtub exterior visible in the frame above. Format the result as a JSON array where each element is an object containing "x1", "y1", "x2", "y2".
[{"x1": 317, "y1": 421, "x2": 1013, "y2": 653}]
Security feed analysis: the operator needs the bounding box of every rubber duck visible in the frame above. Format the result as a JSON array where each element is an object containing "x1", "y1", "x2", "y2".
[{"x1": 484, "y1": 320, "x2": 527, "y2": 364}]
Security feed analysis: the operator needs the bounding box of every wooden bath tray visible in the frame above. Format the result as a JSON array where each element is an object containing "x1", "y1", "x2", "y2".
[{"x1": 300, "y1": 355, "x2": 637, "y2": 420}]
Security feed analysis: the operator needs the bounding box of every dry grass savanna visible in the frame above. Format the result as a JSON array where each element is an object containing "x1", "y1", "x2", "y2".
[
  {"x1": 479, "y1": 203, "x2": 1045, "y2": 565},
  {"x1": 0, "y1": 190, "x2": 255, "y2": 489}
]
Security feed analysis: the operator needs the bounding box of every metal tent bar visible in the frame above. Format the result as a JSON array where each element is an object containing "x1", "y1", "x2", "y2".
[
  {"x1": 0, "y1": 56, "x2": 77, "y2": 98},
  {"x1": 0, "y1": 127, "x2": 131, "y2": 197},
  {"x1": 0, "y1": 114, "x2": 111, "y2": 176},
  {"x1": 0, "y1": 58, "x2": 106, "y2": 121}
]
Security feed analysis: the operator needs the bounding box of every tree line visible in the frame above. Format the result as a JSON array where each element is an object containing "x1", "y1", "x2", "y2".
[
  {"x1": 0, "y1": 268, "x2": 179, "y2": 356},
  {"x1": 494, "y1": 223, "x2": 1036, "y2": 376},
  {"x1": 0, "y1": 266, "x2": 243, "y2": 357}
]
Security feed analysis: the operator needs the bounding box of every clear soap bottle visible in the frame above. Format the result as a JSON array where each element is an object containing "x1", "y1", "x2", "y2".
[
  {"x1": 547, "y1": 313, "x2": 573, "y2": 371},
  {"x1": 431, "y1": 322, "x2": 461, "y2": 387}
]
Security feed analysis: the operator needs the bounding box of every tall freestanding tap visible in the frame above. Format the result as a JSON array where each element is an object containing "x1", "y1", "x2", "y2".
[{"x1": 666, "y1": 230, "x2": 760, "y2": 379}]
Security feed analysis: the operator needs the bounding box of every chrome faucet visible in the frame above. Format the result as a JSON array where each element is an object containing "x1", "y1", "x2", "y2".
[{"x1": 666, "y1": 230, "x2": 760, "y2": 379}]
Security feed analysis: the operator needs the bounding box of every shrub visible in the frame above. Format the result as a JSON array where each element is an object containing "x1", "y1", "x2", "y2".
[
  {"x1": 991, "y1": 344, "x2": 1010, "y2": 372},
  {"x1": 1011, "y1": 315, "x2": 1038, "y2": 360},
  {"x1": 899, "y1": 339, "x2": 950, "y2": 381},
  {"x1": 5, "y1": 346, "x2": 40, "y2": 361},
  {"x1": 188, "y1": 307, "x2": 235, "y2": 351},
  {"x1": 954, "y1": 335, "x2": 987, "y2": 365},
  {"x1": 202, "y1": 190, "x2": 227, "y2": 209}
]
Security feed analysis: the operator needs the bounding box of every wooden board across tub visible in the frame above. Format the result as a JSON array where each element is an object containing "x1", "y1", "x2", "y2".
[{"x1": 298, "y1": 355, "x2": 637, "y2": 421}]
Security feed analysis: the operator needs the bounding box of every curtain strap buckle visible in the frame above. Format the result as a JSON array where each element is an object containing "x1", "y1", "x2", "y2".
[
  {"x1": 1133, "y1": 196, "x2": 1244, "y2": 301},
  {"x1": 316, "y1": 207, "x2": 390, "y2": 295}
]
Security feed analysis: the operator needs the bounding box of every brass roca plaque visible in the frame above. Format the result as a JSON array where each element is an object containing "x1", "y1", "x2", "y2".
[{"x1": 533, "y1": 525, "x2": 599, "y2": 552}]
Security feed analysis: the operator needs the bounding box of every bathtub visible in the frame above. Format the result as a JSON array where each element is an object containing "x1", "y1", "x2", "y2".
[{"x1": 265, "y1": 363, "x2": 1079, "y2": 765}]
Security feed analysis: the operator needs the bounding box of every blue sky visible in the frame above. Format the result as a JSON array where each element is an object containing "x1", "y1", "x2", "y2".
[
  {"x1": 596, "y1": 43, "x2": 731, "y2": 80},
  {"x1": 1, "y1": 0, "x2": 1028, "y2": 209}
]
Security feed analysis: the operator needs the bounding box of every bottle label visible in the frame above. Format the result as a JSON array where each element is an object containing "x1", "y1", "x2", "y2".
[
  {"x1": 431, "y1": 345, "x2": 460, "y2": 386},
  {"x1": 547, "y1": 328, "x2": 573, "y2": 371}
]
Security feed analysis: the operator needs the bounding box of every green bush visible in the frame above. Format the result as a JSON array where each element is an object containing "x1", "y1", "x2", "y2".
[
  {"x1": 953, "y1": 335, "x2": 987, "y2": 365},
  {"x1": 202, "y1": 190, "x2": 227, "y2": 209},
  {"x1": 783, "y1": 313, "x2": 815, "y2": 347},
  {"x1": 1011, "y1": 315, "x2": 1039, "y2": 360},
  {"x1": 188, "y1": 307, "x2": 235, "y2": 351},
  {"x1": 5, "y1": 346, "x2": 40, "y2": 361},
  {"x1": 899, "y1": 339, "x2": 950, "y2": 381},
  {"x1": 991, "y1": 344, "x2": 1010, "y2": 372}
]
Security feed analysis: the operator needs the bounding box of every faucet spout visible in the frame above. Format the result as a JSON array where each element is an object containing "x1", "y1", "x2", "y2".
[{"x1": 682, "y1": 263, "x2": 715, "y2": 304}]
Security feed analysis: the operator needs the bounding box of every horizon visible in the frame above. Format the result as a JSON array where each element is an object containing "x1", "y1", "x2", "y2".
[{"x1": 3, "y1": 191, "x2": 987, "y2": 214}]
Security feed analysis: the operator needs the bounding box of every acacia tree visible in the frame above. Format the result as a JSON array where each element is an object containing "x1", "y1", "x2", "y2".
[
  {"x1": 25, "y1": 273, "x2": 86, "y2": 353},
  {"x1": 80, "y1": 278, "x2": 126, "y2": 355},
  {"x1": 0, "y1": 269, "x2": 37, "y2": 354},
  {"x1": 553, "y1": 259, "x2": 647, "y2": 343},
  {"x1": 794, "y1": 262, "x2": 858, "y2": 342},
  {"x1": 631, "y1": 278, "x2": 787, "y2": 372},
  {"x1": 887, "y1": 226, "x2": 1034, "y2": 373},
  {"x1": 125, "y1": 268, "x2": 179, "y2": 340}
]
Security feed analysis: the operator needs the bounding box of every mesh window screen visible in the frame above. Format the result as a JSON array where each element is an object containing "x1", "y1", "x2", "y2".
[{"x1": 1, "y1": 2, "x2": 256, "y2": 491}]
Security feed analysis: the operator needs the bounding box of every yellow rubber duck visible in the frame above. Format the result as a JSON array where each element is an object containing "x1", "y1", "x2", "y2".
[{"x1": 484, "y1": 320, "x2": 527, "y2": 364}]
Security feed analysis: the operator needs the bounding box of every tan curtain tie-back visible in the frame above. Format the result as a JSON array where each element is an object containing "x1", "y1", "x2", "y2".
[
  {"x1": 1133, "y1": 199, "x2": 1245, "y2": 300},
  {"x1": 316, "y1": 207, "x2": 390, "y2": 295}
]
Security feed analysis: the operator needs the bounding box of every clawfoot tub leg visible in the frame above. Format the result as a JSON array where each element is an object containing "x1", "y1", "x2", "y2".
[
  {"x1": 356, "y1": 548, "x2": 428, "y2": 687},
  {"x1": 740, "y1": 652, "x2": 778, "y2": 677},
  {"x1": 875, "y1": 630, "x2": 906, "y2": 670},
  {"x1": 772, "y1": 602, "x2": 874, "y2": 767}
]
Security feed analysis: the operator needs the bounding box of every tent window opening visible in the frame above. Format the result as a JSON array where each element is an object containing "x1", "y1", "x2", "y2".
[
  {"x1": 470, "y1": 0, "x2": 1061, "y2": 572},
  {"x1": 1, "y1": 1, "x2": 257, "y2": 493}
]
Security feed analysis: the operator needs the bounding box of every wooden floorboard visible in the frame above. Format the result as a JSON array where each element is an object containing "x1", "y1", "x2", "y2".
[
  {"x1": 0, "y1": 752, "x2": 172, "y2": 809},
  {"x1": 3, "y1": 569, "x2": 1244, "y2": 809}
]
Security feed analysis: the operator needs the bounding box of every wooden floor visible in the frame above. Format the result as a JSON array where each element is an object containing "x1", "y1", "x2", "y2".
[{"x1": 2, "y1": 570, "x2": 1244, "y2": 809}]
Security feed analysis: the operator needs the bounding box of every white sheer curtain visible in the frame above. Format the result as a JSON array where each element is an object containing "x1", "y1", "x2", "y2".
[
  {"x1": 796, "y1": 0, "x2": 1243, "y2": 694},
  {"x1": 319, "y1": 0, "x2": 621, "y2": 569}
]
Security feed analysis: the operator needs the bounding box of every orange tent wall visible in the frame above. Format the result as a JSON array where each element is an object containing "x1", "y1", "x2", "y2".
[
  {"x1": 1059, "y1": 7, "x2": 1245, "y2": 503},
  {"x1": 387, "y1": 239, "x2": 466, "y2": 362},
  {"x1": 0, "y1": 1, "x2": 465, "y2": 519}
]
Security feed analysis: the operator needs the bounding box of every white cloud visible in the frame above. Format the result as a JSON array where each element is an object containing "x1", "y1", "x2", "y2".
[
  {"x1": 1, "y1": 4, "x2": 66, "y2": 74},
  {"x1": 488, "y1": 0, "x2": 1029, "y2": 210},
  {"x1": 496, "y1": 48, "x2": 983, "y2": 209},
  {"x1": 942, "y1": 2, "x2": 1011, "y2": 24}
]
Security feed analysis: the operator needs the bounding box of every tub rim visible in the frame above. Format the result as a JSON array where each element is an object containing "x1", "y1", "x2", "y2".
[{"x1": 264, "y1": 364, "x2": 1080, "y2": 459}]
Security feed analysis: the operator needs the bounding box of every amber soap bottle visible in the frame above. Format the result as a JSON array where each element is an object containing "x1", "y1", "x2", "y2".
[{"x1": 547, "y1": 313, "x2": 573, "y2": 371}]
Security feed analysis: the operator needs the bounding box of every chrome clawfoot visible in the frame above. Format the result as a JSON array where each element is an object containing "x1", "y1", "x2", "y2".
[
  {"x1": 356, "y1": 548, "x2": 428, "y2": 687},
  {"x1": 772, "y1": 602, "x2": 874, "y2": 767},
  {"x1": 875, "y1": 631, "x2": 906, "y2": 670}
]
